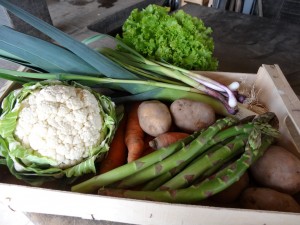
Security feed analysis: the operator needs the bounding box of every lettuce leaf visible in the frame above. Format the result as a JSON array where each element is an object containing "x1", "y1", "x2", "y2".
[{"x1": 118, "y1": 4, "x2": 218, "y2": 71}]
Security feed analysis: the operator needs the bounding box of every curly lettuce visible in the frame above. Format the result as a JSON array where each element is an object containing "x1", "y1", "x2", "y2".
[{"x1": 118, "y1": 4, "x2": 218, "y2": 71}]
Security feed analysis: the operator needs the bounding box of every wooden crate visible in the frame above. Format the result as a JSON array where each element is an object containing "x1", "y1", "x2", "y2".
[{"x1": 0, "y1": 64, "x2": 300, "y2": 225}]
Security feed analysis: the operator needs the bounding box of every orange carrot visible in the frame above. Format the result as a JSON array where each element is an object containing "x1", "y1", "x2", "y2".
[
  {"x1": 99, "y1": 115, "x2": 128, "y2": 174},
  {"x1": 149, "y1": 132, "x2": 189, "y2": 150},
  {"x1": 125, "y1": 102, "x2": 145, "y2": 162}
]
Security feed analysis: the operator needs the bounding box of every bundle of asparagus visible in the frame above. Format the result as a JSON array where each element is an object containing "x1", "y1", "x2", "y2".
[{"x1": 71, "y1": 112, "x2": 280, "y2": 204}]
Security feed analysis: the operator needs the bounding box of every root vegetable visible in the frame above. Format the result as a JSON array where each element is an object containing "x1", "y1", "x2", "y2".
[
  {"x1": 240, "y1": 187, "x2": 300, "y2": 213},
  {"x1": 250, "y1": 145, "x2": 300, "y2": 194},
  {"x1": 125, "y1": 102, "x2": 145, "y2": 162},
  {"x1": 138, "y1": 100, "x2": 172, "y2": 137},
  {"x1": 99, "y1": 116, "x2": 128, "y2": 174},
  {"x1": 149, "y1": 132, "x2": 189, "y2": 150},
  {"x1": 170, "y1": 98, "x2": 215, "y2": 133},
  {"x1": 211, "y1": 172, "x2": 249, "y2": 204}
]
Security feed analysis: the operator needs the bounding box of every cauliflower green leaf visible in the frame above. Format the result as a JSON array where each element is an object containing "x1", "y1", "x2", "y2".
[{"x1": 0, "y1": 81, "x2": 118, "y2": 185}]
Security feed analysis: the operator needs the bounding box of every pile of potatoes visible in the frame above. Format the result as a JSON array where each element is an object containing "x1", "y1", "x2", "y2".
[
  {"x1": 208, "y1": 146, "x2": 300, "y2": 213},
  {"x1": 137, "y1": 99, "x2": 300, "y2": 213},
  {"x1": 137, "y1": 99, "x2": 216, "y2": 137},
  {"x1": 241, "y1": 145, "x2": 300, "y2": 213}
]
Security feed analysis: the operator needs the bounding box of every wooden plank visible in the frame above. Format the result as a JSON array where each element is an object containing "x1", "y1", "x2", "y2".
[
  {"x1": 183, "y1": 0, "x2": 209, "y2": 6},
  {"x1": 256, "y1": 65, "x2": 300, "y2": 155},
  {"x1": 1, "y1": 183, "x2": 300, "y2": 225}
]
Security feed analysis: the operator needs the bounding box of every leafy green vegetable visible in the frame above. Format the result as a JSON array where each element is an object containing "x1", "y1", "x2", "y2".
[
  {"x1": 0, "y1": 81, "x2": 117, "y2": 185},
  {"x1": 118, "y1": 4, "x2": 218, "y2": 71}
]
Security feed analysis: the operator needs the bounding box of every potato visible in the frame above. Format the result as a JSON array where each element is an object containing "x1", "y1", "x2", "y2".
[
  {"x1": 250, "y1": 145, "x2": 300, "y2": 194},
  {"x1": 138, "y1": 100, "x2": 172, "y2": 137},
  {"x1": 240, "y1": 187, "x2": 300, "y2": 213},
  {"x1": 211, "y1": 172, "x2": 250, "y2": 204},
  {"x1": 170, "y1": 99, "x2": 215, "y2": 133}
]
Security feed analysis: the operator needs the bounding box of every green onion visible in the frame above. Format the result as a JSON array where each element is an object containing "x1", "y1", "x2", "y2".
[
  {"x1": 0, "y1": 68, "x2": 233, "y2": 115},
  {"x1": 95, "y1": 34, "x2": 239, "y2": 110}
]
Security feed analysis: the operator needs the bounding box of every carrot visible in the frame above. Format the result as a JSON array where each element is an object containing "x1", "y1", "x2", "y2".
[
  {"x1": 149, "y1": 132, "x2": 189, "y2": 150},
  {"x1": 125, "y1": 102, "x2": 145, "y2": 162},
  {"x1": 99, "y1": 115, "x2": 128, "y2": 174}
]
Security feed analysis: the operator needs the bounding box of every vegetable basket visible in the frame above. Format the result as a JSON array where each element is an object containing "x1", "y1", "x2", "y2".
[{"x1": 0, "y1": 64, "x2": 299, "y2": 225}]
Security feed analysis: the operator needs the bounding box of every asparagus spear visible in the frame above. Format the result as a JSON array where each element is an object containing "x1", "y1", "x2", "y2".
[
  {"x1": 71, "y1": 130, "x2": 201, "y2": 193},
  {"x1": 140, "y1": 143, "x2": 226, "y2": 191},
  {"x1": 116, "y1": 118, "x2": 251, "y2": 189},
  {"x1": 158, "y1": 134, "x2": 248, "y2": 190},
  {"x1": 193, "y1": 146, "x2": 242, "y2": 184},
  {"x1": 98, "y1": 130, "x2": 275, "y2": 203}
]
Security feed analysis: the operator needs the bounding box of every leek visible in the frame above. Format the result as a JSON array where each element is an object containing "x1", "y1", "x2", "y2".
[
  {"x1": 0, "y1": 68, "x2": 232, "y2": 115},
  {"x1": 93, "y1": 34, "x2": 240, "y2": 109}
]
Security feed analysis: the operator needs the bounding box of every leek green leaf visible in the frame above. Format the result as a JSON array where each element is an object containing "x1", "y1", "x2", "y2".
[
  {"x1": 0, "y1": 26, "x2": 99, "y2": 75},
  {"x1": 0, "y1": 0, "x2": 157, "y2": 94}
]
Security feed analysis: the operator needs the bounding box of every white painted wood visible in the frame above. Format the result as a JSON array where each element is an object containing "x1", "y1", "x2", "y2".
[
  {"x1": 255, "y1": 64, "x2": 300, "y2": 156},
  {"x1": 0, "y1": 184, "x2": 299, "y2": 225}
]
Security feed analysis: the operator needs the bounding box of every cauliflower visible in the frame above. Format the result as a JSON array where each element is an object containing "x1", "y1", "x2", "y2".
[
  {"x1": 0, "y1": 81, "x2": 117, "y2": 185},
  {"x1": 14, "y1": 84, "x2": 103, "y2": 168}
]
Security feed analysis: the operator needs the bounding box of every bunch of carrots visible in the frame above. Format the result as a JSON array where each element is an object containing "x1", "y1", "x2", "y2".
[{"x1": 99, "y1": 101, "x2": 189, "y2": 174}]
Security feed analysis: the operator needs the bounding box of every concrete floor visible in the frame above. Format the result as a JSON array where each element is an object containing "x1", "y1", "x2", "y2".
[{"x1": 0, "y1": 203, "x2": 34, "y2": 225}]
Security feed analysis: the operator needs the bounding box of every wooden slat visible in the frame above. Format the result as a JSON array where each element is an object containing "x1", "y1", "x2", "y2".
[
  {"x1": 1, "y1": 184, "x2": 299, "y2": 225},
  {"x1": 256, "y1": 64, "x2": 300, "y2": 155},
  {"x1": 182, "y1": 0, "x2": 209, "y2": 6}
]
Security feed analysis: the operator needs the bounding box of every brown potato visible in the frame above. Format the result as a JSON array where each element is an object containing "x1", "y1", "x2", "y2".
[
  {"x1": 137, "y1": 100, "x2": 172, "y2": 137},
  {"x1": 240, "y1": 187, "x2": 300, "y2": 213},
  {"x1": 211, "y1": 172, "x2": 250, "y2": 204},
  {"x1": 250, "y1": 145, "x2": 300, "y2": 194},
  {"x1": 170, "y1": 99, "x2": 215, "y2": 133}
]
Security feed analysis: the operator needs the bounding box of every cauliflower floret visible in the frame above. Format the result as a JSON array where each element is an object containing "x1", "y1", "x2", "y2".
[{"x1": 14, "y1": 85, "x2": 103, "y2": 169}]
